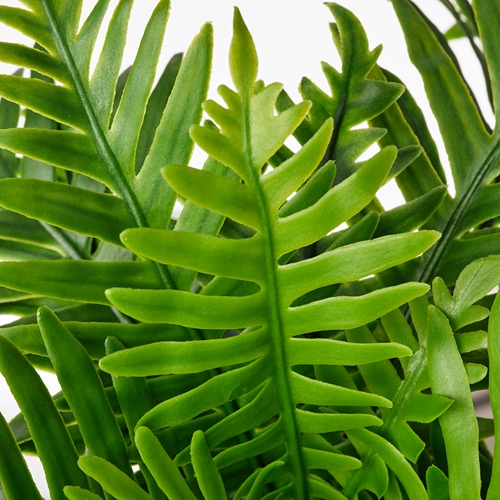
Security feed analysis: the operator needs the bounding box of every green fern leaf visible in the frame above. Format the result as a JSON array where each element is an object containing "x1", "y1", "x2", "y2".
[
  {"x1": 422, "y1": 257, "x2": 500, "y2": 499},
  {"x1": 0, "y1": 412, "x2": 44, "y2": 499},
  {"x1": 0, "y1": 320, "x2": 187, "y2": 360},
  {"x1": 285, "y1": 3, "x2": 404, "y2": 184},
  {"x1": 0, "y1": 0, "x2": 212, "y2": 308},
  {"x1": 1, "y1": 2, "x2": 496, "y2": 499},
  {"x1": 369, "y1": 67, "x2": 448, "y2": 206},
  {"x1": 338, "y1": 329, "x2": 451, "y2": 497},
  {"x1": 76, "y1": 456, "x2": 151, "y2": 500},
  {"x1": 63, "y1": 486, "x2": 103, "y2": 500},
  {"x1": 427, "y1": 306, "x2": 481, "y2": 499},
  {"x1": 0, "y1": 335, "x2": 88, "y2": 498},
  {"x1": 0, "y1": 178, "x2": 135, "y2": 247},
  {"x1": 38, "y1": 306, "x2": 133, "y2": 478},
  {"x1": 191, "y1": 430, "x2": 227, "y2": 500},
  {"x1": 488, "y1": 292, "x2": 500, "y2": 499},
  {"x1": 383, "y1": 0, "x2": 500, "y2": 287},
  {"x1": 135, "y1": 426, "x2": 197, "y2": 500},
  {"x1": 100, "y1": 9, "x2": 438, "y2": 498},
  {"x1": 0, "y1": 260, "x2": 162, "y2": 304},
  {"x1": 347, "y1": 427, "x2": 427, "y2": 499}
]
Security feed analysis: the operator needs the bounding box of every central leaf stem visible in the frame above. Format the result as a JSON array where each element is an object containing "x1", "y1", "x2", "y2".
[
  {"x1": 39, "y1": 0, "x2": 179, "y2": 296},
  {"x1": 241, "y1": 95, "x2": 308, "y2": 498},
  {"x1": 343, "y1": 348, "x2": 428, "y2": 496},
  {"x1": 418, "y1": 138, "x2": 500, "y2": 285},
  {"x1": 41, "y1": 4, "x2": 260, "y2": 472}
]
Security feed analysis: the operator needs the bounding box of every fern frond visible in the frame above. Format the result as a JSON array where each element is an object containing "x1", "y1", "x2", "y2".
[
  {"x1": 0, "y1": 178, "x2": 135, "y2": 247},
  {"x1": 135, "y1": 426, "x2": 198, "y2": 500},
  {"x1": 0, "y1": 0, "x2": 212, "y2": 287},
  {"x1": 279, "y1": 3, "x2": 404, "y2": 186},
  {"x1": 426, "y1": 257, "x2": 500, "y2": 498},
  {"x1": 336, "y1": 320, "x2": 450, "y2": 497},
  {"x1": 100, "y1": 9, "x2": 438, "y2": 498},
  {"x1": 75, "y1": 456, "x2": 151, "y2": 500},
  {"x1": 1, "y1": 2, "x2": 496, "y2": 498},
  {"x1": 0, "y1": 2, "x2": 215, "y2": 495},
  {"x1": 377, "y1": 0, "x2": 500, "y2": 287},
  {"x1": 38, "y1": 307, "x2": 132, "y2": 477},
  {"x1": 369, "y1": 67, "x2": 448, "y2": 208},
  {"x1": 427, "y1": 305, "x2": 481, "y2": 499},
  {"x1": 0, "y1": 410, "x2": 44, "y2": 499},
  {"x1": 341, "y1": 249, "x2": 499, "y2": 498}
]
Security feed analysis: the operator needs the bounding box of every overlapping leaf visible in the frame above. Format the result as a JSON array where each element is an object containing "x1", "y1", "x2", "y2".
[
  {"x1": 275, "y1": 3, "x2": 442, "y2": 279},
  {"x1": 280, "y1": 3, "x2": 405, "y2": 184},
  {"x1": 373, "y1": 0, "x2": 500, "y2": 287},
  {"x1": 341, "y1": 253, "x2": 500, "y2": 498},
  {"x1": 0, "y1": 0, "x2": 213, "y2": 496},
  {"x1": 0, "y1": 0, "x2": 212, "y2": 303},
  {"x1": 426, "y1": 256, "x2": 500, "y2": 498},
  {"x1": 337, "y1": 323, "x2": 452, "y2": 498}
]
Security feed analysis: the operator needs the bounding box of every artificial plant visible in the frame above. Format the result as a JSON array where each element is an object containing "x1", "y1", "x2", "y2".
[{"x1": 0, "y1": 0, "x2": 498, "y2": 499}]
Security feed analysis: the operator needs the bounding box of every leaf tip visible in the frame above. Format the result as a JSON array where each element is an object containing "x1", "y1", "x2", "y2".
[
  {"x1": 397, "y1": 343, "x2": 414, "y2": 359},
  {"x1": 37, "y1": 306, "x2": 63, "y2": 334},
  {"x1": 104, "y1": 336, "x2": 125, "y2": 356},
  {"x1": 189, "y1": 21, "x2": 214, "y2": 64},
  {"x1": 119, "y1": 228, "x2": 134, "y2": 248},
  {"x1": 424, "y1": 229, "x2": 442, "y2": 246},
  {"x1": 198, "y1": 20, "x2": 214, "y2": 41},
  {"x1": 230, "y1": 7, "x2": 258, "y2": 94},
  {"x1": 36, "y1": 305, "x2": 51, "y2": 323},
  {"x1": 136, "y1": 409, "x2": 155, "y2": 430},
  {"x1": 104, "y1": 287, "x2": 123, "y2": 308}
]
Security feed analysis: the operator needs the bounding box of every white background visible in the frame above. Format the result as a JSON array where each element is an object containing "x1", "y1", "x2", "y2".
[{"x1": 0, "y1": 1, "x2": 486, "y2": 497}]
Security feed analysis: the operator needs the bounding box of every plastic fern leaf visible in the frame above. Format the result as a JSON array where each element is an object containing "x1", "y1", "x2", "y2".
[{"x1": 101, "y1": 9, "x2": 438, "y2": 498}]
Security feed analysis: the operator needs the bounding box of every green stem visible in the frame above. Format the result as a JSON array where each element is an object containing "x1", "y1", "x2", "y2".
[
  {"x1": 39, "y1": 0, "x2": 176, "y2": 293},
  {"x1": 41, "y1": 221, "x2": 90, "y2": 260},
  {"x1": 40, "y1": 2, "x2": 258, "y2": 475},
  {"x1": 418, "y1": 137, "x2": 500, "y2": 285},
  {"x1": 343, "y1": 348, "x2": 428, "y2": 497},
  {"x1": 241, "y1": 95, "x2": 307, "y2": 498}
]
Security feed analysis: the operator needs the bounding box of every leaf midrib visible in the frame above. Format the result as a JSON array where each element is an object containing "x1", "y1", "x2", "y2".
[
  {"x1": 241, "y1": 94, "x2": 308, "y2": 498},
  {"x1": 322, "y1": 43, "x2": 351, "y2": 172},
  {"x1": 342, "y1": 348, "x2": 427, "y2": 497},
  {"x1": 40, "y1": 2, "x2": 141, "y2": 222},
  {"x1": 418, "y1": 135, "x2": 500, "y2": 285},
  {"x1": 39, "y1": 0, "x2": 177, "y2": 291},
  {"x1": 40, "y1": 2, "x2": 262, "y2": 470}
]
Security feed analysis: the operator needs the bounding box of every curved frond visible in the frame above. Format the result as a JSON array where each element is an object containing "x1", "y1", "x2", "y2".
[
  {"x1": 100, "y1": 9, "x2": 437, "y2": 498},
  {"x1": 38, "y1": 307, "x2": 132, "y2": 477},
  {"x1": 0, "y1": 1, "x2": 214, "y2": 495},
  {"x1": 294, "y1": 3, "x2": 404, "y2": 183},
  {"x1": 0, "y1": 335, "x2": 88, "y2": 498},
  {"x1": 376, "y1": 0, "x2": 500, "y2": 286},
  {"x1": 0, "y1": 0, "x2": 213, "y2": 296},
  {"x1": 426, "y1": 257, "x2": 500, "y2": 498}
]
